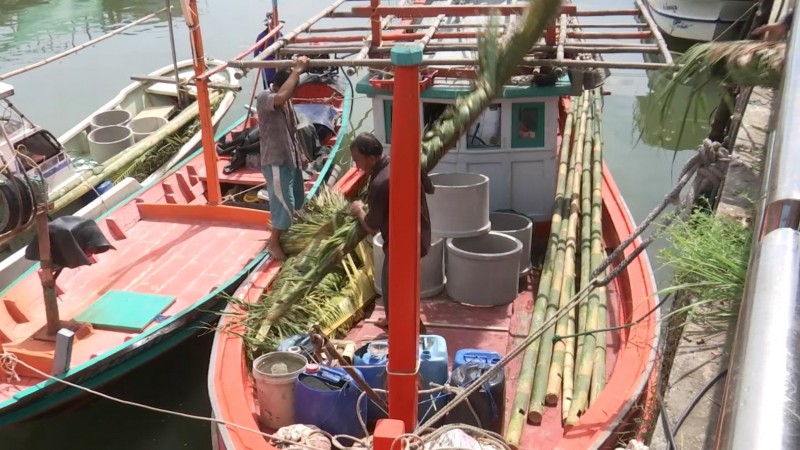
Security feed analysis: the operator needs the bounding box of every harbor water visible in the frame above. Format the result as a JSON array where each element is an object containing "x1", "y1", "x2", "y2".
[{"x1": 0, "y1": 0, "x2": 715, "y2": 448}]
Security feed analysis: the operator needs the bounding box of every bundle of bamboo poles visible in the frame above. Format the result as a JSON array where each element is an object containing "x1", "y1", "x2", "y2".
[{"x1": 505, "y1": 87, "x2": 608, "y2": 444}]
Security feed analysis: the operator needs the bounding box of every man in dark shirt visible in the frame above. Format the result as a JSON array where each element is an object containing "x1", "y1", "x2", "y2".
[{"x1": 349, "y1": 133, "x2": 434, "y2": 329}]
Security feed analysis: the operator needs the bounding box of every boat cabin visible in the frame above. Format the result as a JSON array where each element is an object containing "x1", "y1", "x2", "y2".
[
  {"x1": 0, "y1": 83, "x2": 74, "y2": 194},
  {"x1": 356, "y1": 72, "x2": 572, "y2": 222}
]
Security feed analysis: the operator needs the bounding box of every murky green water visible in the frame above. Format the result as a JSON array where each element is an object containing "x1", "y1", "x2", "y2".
[{"x1": 0, "y1": 1, "x2": 718, "y2": 448}]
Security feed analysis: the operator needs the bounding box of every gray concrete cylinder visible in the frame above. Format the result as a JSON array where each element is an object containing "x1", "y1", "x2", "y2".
[
  {"x1": 129, "y1": 116, "x2": 168, "y2": 142},
  {"x1": 90, "y1": 109, "x2": 132, "y2": 130},
  {"x1": 372, "y1": 232, "x2": 445, "y2": 298},
  {"x1": 427, "y1": 172, "x2": 490, "y2": 238},
  {"x1": 490, "y1": 212, "x2": 533, "y2": 277},
  {"x1": 445, "y1": 231, "x2": 522, "y2": 306},
  {"x1": 88, "y1": 125, "x2": 134, "y2": 163}
]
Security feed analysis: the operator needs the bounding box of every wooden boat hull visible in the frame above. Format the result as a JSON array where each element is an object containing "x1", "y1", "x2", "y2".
[
  {"x1": 206, "y1": 157, "x2": 659, "y2": 450},
  {"x1": 0, "y1": 74, "x2": 351, "y2": 428}
]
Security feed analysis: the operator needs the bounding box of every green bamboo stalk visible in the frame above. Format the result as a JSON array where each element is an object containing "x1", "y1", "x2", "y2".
[
  {"x1": 528, "y1": 93, "x2": 590, "y2": 424},
  {"x1": 562, "y1": 296, "x2": 576, "y2": 422},
  {"x1": 565, "y1": 91, "x2": 604, "y2": 424},
  {"x1": 544, "y1": 99, "x2": 590, "y2": 407},
  {"x1": 590, "y1": 95, "x2": 607, "y2": 402},
  {"x1": 505, "y1": 97, "x2": 579, "y2": 444},
  {"x1": 576, "y1": 91, "x2": 594, "y2": 362}
]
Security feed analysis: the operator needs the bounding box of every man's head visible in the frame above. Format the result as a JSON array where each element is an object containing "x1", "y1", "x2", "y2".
[
  {"x1": 350, "y1": 132, "x2": 384, "y2": 174},
  {"x1": 272, "y1": 68, "x2": 292, "y2": 90}
]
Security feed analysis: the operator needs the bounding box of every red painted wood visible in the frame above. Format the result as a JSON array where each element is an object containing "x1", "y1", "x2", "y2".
[{"x1": 386, "y1": 54, "x2": 421, "y2": 432}]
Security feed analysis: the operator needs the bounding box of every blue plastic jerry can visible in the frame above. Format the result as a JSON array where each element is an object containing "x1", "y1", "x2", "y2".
[
  {"x1": 453, "y1": 349, "x2": 502, "y2": 370},
  {"x1": 354, "y1": 335, "x2": 451, "y2": 427},
  {"x1": 293, "y1": 364, "x2": 367, "y2": 437}
]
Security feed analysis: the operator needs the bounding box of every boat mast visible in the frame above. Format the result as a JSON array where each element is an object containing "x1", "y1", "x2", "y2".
[
  {"x1": 386, "y1": 43, "x2": 423, "y2": 431},
  {"x1": 180, "y1": 0, "x2": 222, "y2": 205}
]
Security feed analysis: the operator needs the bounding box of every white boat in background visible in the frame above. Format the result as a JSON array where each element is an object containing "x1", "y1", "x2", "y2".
[{"x1": 645, "y1": 0, "x2": 756, "y2": 42}]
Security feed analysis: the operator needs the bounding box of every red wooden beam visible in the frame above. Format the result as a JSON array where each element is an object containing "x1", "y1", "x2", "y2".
[
  {"x1": 371, "y1": 0, "x2": 382, "y2": 47},
  {"x1": 386, "y1": 43, "x2": 423, "y2": 432}
]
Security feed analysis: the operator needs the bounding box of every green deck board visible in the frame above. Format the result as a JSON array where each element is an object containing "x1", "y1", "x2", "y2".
[{"x1": 74, "y1": 290, "x2": 175, "y2": 332}]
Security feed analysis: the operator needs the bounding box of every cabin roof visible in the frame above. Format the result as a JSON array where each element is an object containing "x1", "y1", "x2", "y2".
[{"x1": 354, "y1": 72, "x2": 573, "y2": 99}]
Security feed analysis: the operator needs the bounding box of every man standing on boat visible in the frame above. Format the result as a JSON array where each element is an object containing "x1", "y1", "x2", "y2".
[
  {"x1": 258, "y1": 56, "x2": 310, "y2": 261},
  {"x1": 349, "y1": 132, "x2": 432, "y2": 331}
]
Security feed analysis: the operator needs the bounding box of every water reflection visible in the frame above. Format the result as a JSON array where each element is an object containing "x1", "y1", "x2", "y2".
[
  {"x1": 0, "y1": 0, "x2": 171, "y2": 63},
  {"x1": 633, "y1": 37, "x2": 723, "y2": 151}
]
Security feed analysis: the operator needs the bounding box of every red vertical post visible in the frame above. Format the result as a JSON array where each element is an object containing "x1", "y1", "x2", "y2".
[
  {"x1": 185, "y1": 0, "x2": 222, "y2": 204},
  {"x1": 371, "y1": 0, "x2": 383, "y2": 47},
  {"x1": 387, "y1": 43, "x2": 423, "y2": 432}
]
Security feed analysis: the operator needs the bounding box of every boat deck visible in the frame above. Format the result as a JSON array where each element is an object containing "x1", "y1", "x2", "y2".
[
  {"x1": 347, "y1": 266, "x2": 624, "y2": 448},
  {"x1": 0, "y1": 158, "x2": 270, "y2": 403}
]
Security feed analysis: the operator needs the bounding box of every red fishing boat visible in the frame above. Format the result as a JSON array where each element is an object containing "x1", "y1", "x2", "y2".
[
  {"x1": 0, "y1": 0, "x2": 352, "y2": 428},
  {"x1": 208, "y1": 1, "x2": 670, "y2": 449}
]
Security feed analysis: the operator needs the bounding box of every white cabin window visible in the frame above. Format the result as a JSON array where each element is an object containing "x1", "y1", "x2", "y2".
[{"x1": 467, "y1": 104, "x2": 501, "y2": 149}]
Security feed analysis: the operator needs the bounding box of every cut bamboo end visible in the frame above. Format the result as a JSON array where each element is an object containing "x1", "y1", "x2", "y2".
[
  {"x1": 527, "y1": 405, "x2": 545, "y2": 425},
  {"x1": 545, "y1": 390, "x2": 560, "y2": 406}
]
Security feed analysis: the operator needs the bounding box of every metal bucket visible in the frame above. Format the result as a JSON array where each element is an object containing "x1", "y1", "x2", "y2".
[
  {"x1": 128, "y1": 116, "x2": 168, "y2": 142},
  {"x1": 446, "y1": 232, "x2": 522, "y2": 306},
  {"x1": 89, "y1": 109, "x2": 132, "y2": 129},
  {"x1": 87, "y1": 125, "x2": 134, "y2": 163},
  {"x1": 252, "y1": 352, "x2": 307, "y2": 430}
]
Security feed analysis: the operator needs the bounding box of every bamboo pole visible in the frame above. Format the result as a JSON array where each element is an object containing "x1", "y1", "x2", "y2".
[
  {"x1": 251, "y1": 0, "x2": 350, "y2": 62},
  {"x1": 634, "y1": 0, "x2": 674, "y2": 65},
  {"x1": 420, "y1": 12, "x2": 450, "y2": 51},
  {"x1": 565, "y1": 92, "x2": 603, "y2": 425},
  {"x1": 343, "y1": 5, "x2": 640, "y2": 18},
  {"x1": 544, "y1": 101, "x2": 591, "y2": 408},
  {"x1": 0, "y1": 8, "x2": 168, "y2": 81},
  {"x1": 282, "y1": 43, "x2": 662, "y2": 54},
  {"x1": 562, "y1": 294, "x2": 576, "y2": 422},
  {"x1": 568, "y1": 31, "x2": 652, "y2": 39},
  {"x1": 51, "y1": 94, "x2": 219, "y2": 212},
  {"x1": 575, "y1": 92, "x2": 594, "y2": 365},
  {"x1": 505, "y1": 97, "x2": 580, "y2": 445},
  {"x1": 528, "y1": 93, "x2": 590, "y2": 425},
  {"x1": 230, "y1": 56, "x2": 674, "y2": 70},
  {"x1": 557, "y1": 14, "x2": 567, "y2": 62},
  {"x1": 567, "y1": 22, "x2": 649, "y2": 28},
  {"x1": 130, "y1": 75, "x2": 240, "y2": 91},
  {"x1": 589, "y1": 91, "x2": 607, "y2": 404}
]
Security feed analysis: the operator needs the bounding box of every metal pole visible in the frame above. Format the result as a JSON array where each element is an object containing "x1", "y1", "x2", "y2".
[
  {"x1": 166, "y1": 1, "x2": 186, "y2": 107},
  {"x1": 714, "y1": 8, "x2": 800, "y2": 449},
  {"x1": 386, "y1": 43, "x2": 423, "y2": 432},
  {"x1": 36, "y1": 210, "x2": 60, "y2": 335}
]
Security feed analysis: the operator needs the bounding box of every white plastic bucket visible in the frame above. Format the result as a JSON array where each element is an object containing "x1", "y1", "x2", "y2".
[
  {"x1": 252, "y1": 352, "x2": 307, "y2": 429},
  {"x1": 87, "y1": 125, "x2": 134, "y2": 163},
  {"x1": 129, "y1": 116, "x2": 168, "y2": 142},
  {"x1": 90, "y1": 109, "x2": 132, "y2": 129}
]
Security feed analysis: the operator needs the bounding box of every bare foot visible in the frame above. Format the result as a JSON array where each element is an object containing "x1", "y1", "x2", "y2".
[
  {"x1": 375, "y1": 318, "x2": 389, "y2": 328},
  {"x1": 268, "y1": 240, "x2": 286, "y2": 262}
]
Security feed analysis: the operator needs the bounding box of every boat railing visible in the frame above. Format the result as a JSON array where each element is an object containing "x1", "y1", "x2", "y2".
[{"x1": 714, "y1": 7, "x2": 800, "y2": 449}]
